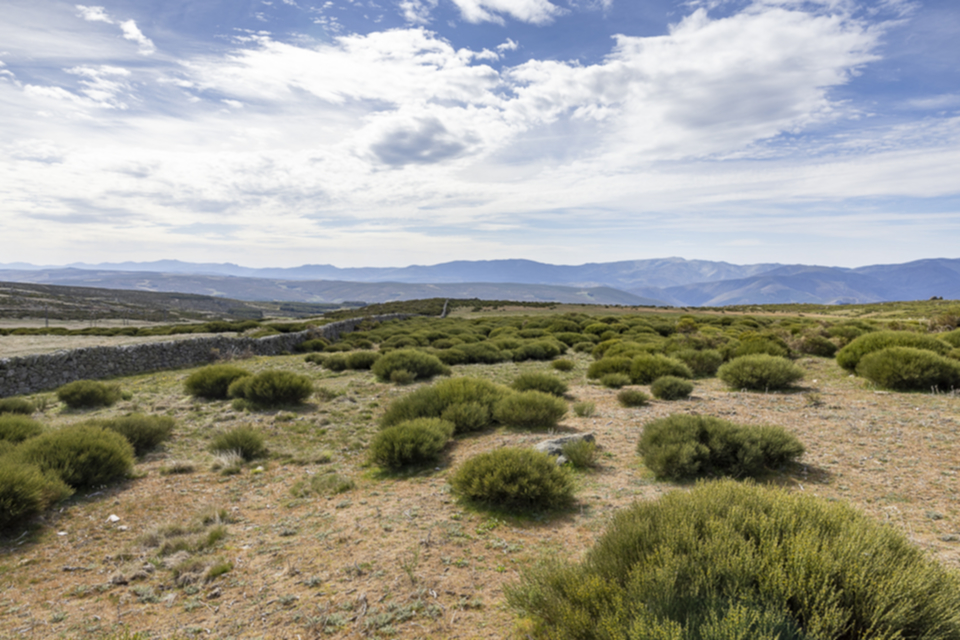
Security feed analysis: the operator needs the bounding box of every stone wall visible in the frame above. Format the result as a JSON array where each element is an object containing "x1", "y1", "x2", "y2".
[{"x1": 0, "y1": 314, "x2": 411, "y2": 398}]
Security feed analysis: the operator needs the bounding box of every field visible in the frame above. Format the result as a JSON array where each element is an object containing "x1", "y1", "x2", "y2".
[{"x1": 1, "y1": 303, "x2": 959, "y2": 639}]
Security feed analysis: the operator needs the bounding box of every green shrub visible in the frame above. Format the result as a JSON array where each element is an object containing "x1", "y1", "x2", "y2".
[
  {"x1": 493, "y1": 391, "x2": 567, "y2": 429},
  {"x1": 650, "y1": 376, "x2": 694, "y2": 400},
  {"x1": 506, "y1": 480, "x2": 960, "y2": 640},
  {"x1": 941, "y1": 328, "x2": 960, "y2": 348},
  {"x1": 717, "y1": 354, "x2": 804, "y2": 391},
  {"x1": 733, "y1": 337, "x2": 790, "y2": 358},
  {"x1": 639, "y1": 414, "x2": 804, "y2": 479},
  {"x1": 380, "y1": 377, "x2": 509, "y2": 432},
  {"x1": 459, "y1": 342, "x2": 508, "y2": 364},
  {"x1": 209, "y1": 426, "x2": 266, "y2": 460},
  {"x1": 372, "y1": 349, "x2": 450, "y2": 383},
  {"x1": 450, "y1": 448, "x2": 574, "y2": 511},
  {"x1": 57, "y1": 380, "x2": 122, "y2": 409},
  {"x1": 440, "y1": 402, "x2": 491, "y2": 433},
  {"x1": 561, "y1": 439, "x2": 597, "y2": 469},
  {"x1": 84, "y1": 414, "x2": 175, "y2": 456},
  {"x1": 296, "y1": 338, "x2": 330, "y2": 352},
  {"x1": 184, "y1": 365, "x2": 251, "y2": 400},
  {"x1": 513, "y1": 340, "x2": 564, "y2": 362},
  {"x1": 368, "y1": 418, "x2": 454, "y2": 470},
  {"x1": 600, "y1": 373, "x2": 631, "y2": 389},
  {"x1": 511, "y1": 372, "x2": 568, "y2": 397},
  {"x1": 572, "y1": 401, "x2": 596, "y2": 418},
  {"x1": 322, "y1": 354, "x2": 349, "y2": 372},
  {"x1": 0, "y1": 397, "x2": 35, "y2": 415},
  {"x1": 15, "y1": 425, "x2": 135, "y2": 488},
  {"x1": 345, "y1": 350, "x2": 381, "y2": 370},
  {"x1": 227, "y1": 370, "x2": 313, "y2": 407},
  {"x1": 435, "y1": 347, "x2": 468, "y2": 365},
  {"x1": 630, "y1": 354, "x2": 692, "y2": 385},
  {"x1": 290, "y1": 472, "x2": 354, "y2": 497},
  {"x1": 0, "y1": 415, "x2": 43, "y2": 443},
  {"x1": 797, "y1": 334, "x2": 838, "y2": 357},
  {"x1": 587, "y1": 357, "x2": 634, "y2": 380},
  {"x1": 389, "y1": 369, "x2": 417, "y2": 385},
  {"x1": 673, "y1": 349, "x2": 723, "y2": 377},
  {"x1": 551, "y1": 359, "x2": 575, "y2": 372},
  {"x1": 0, "y1": 461, "x2": 73, "y2": 530},
  {"x1": 856, "y1": 347, "x2": 960, "y2": 391},
  {"x1": 572, "y1": 341, "x2": 595, "y2": 353},
  {"x1": 617, "y1": 389, "x2": 649, "y2": 408},
  {"x1": 836, "y1": 330, "x2": 951, "y2": 371}
]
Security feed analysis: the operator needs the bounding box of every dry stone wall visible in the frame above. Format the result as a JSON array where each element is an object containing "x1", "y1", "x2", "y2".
[{"x1": 0, "y1": 314, "x2": 410, "y2": 398}]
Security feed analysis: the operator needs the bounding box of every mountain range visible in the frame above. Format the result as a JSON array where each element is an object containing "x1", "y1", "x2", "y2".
[{"x1": 1, "y1": 257, "x2": 958, "y2": 306}]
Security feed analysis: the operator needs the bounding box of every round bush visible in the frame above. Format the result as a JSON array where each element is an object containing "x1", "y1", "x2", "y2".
[
  {"x1": 551, "y1": 359, "x2": 575, "y2": 372},
  {"x1": 617, "y1": 389, "x2": 649, "y2": 408},
  {"x1": 600, "y1": 373, "x2": 631, "y2": 389},
  {"x1": 322, "y1": 354, "x2": 349, "y2": 372},
  {"x1": 368, "y1": 418, "x2": 454, "y2": 470},
  {"x1": 0, "y1": 461, "x2": 73, "y2": 530},
  {"x1": 493, "y1": 391, "x2": 567, "y2": 429},
  {"x1": 0, "y1": 415, "x2": 43, "y2": 443},
  {"x1": 512, "y1": 340, "x2": 564, "y2": 362},
  {"x1": 459, "y1": 342, "x2": 508, "y2": 364},
  {"x1": 717, "y1": 354, "x2": 804, "y2": 391},
  {"x1": 587, "y1": 357, "x2": 633, "y2": 380},
  {"x1": 57, "y1": 380, "x2": 122, "y2": 409},
  {"x1": 15, "y1": 425, "x2": 135, "y2": 488},
  {"x1": 507, "y1": 480, "x2": 960, "y2": 640},
  {"x1": 638, "y1": 414, "x2": 804, "y2": 479},
  {"x1": 345, "y1": 350, "x2": 381, "y2": 370},
  {"x1": 227, "y1": 370, "x2": 313, "y2": 407},
  {"x1": 210, "y1": 426, "x2": 266, "y2": 460},
  {"x1": 304, "y1": 353, "x2": 326, "y2": 366},
  {"x1": 511, "y1": 372, "x2": 568, "y2": 397},
  {"x1": 941, "y1": 328, "x2": 960, "y2": 348},
  {"x1": 0, "y1": 397, "x2": 35, "y2": 415},
  {"x1": 650, "y1": 376, "x2": 694, "y2": 401},
  {"x1": 296, "y1": 338, "x2": 330, "y2": 352},
  {"x1": 371, "y1": 349, "x2": 450, "y2": 383},
  {"x1": 380, "y1": 376, "x2": 509, "y2": 432},
  {"x1": 84, "y1": 414, "x2": 175, "y2": 456},
  {"x1": 673, "y1": 348, "x2": 724, "y2": 377},
  {"x1": 440, "y1": 402, "x2": 491, "y2": 433},
  {"x1": 856, "y1": 346, "x2": 960, "y2": 391},
  {"x1": 450, "y1": 448, "x2": 574, "y2": 511},
  {"x1": 629, "y1": 354, "x2": 692, "y2": 385},
  {"x1": 185, "y1": 365, "x2": 252, "y2": 400},
  {"x1": 797, "y1": 334, "x2": 838, "y2": 357},
  {"x1": 836, "y1": 330, "x2": 951, "y2": 371},
  {"x1": 733, "y1": 337, "x2": 790, "y2": 358}
]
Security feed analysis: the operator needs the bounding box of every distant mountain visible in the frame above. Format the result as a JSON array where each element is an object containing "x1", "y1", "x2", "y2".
[{"x1": 0, "y1": 269, "x2": 664, "y2": 306}]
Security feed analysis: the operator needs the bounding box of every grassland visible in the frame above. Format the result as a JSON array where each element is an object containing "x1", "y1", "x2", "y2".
[{"x1": 0, "y1": 302, "x2": 958, "y2": 639}]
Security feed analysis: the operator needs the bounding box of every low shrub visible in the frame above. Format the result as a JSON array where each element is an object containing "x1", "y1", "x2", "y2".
[
  {"x1": 380, "y1": 377, "x2": 509, "y2": 432},
  {"x1": 572, "y1": 401, "x2": 596, "y2": 418},
  {"x1": 638, "y1": 414, "x2": 804, "y2": 479},
  {"x1": 184, "y1": 365, "x2": 251, "y2": 400},
  {"x1": 506, "y1": 480, "x2": 960, "y2": 640},
  {"x1": 84, "y1": 414, "x2": 175, "y2": 456},
  {"x1": 617, "y1": 389, "x2": 649, "y2": 408},
  {"x1": 717, "y1": 354, "x2": 804, "y2": 391},
  {"x1": 650, "y1": 376, "x2": 694, "y2": 400},
  {"x1": 572, "y1": 341, "x2": 595, "y2": 353},
  {"x1": 368, "y1": 418, "x2": 454, "y2": 470},
  {"x1": 941, "y1": 328, "x2": 960, "y2": 348},
  {"x1": 56, "y1": 380, "x2": 122, "y2": 409},
  {"x1": 459, "y1": 342, "x2": 508, "y2": 364},
  {"x1": 733, "y1": 337, "x2": 790, "y2": 358},
  {"x1": 561, "y1": 439, "x2": 597, "y2": 469},
  {"x1": 227, "y1": 371, "x2": 313, "y2": 407},
  {"x1": 0, "y1": 461, "x2": 73, "y2": 530},
  {"x1": 600, "y1": 373, "x2": 631, "y2": 389},
  {"x1": 586, "y1": 357, "x2": 632, "y2": 380},
  {"x1": 15, "y1": 425, "x2": 135, "y2": 488},
  {"x1": 797, "y1": 334, "x2": 838, "y2": 357},
  {"x1": 322, "y1": 354, "x2": 349, "y2": 372},
  {"x1": 209, "y1": 426, "x2": 266, "y2": 460},
  {"x1": 372, "y1": 349, "x2": 450, "y2": 383},
  {"x1": 493, "y1": 391, "x2": 567, "y2": 429},
  {"x1": 390, "y1": 369, "x2": 417, "y2": 385},
  {"x1": 290, "y1": 472, "x2": 354, "y2": 497},
  {"x1": 513, "y1": 340, "x2": 564, "y2": 362},
  {"x1": 856, "y1": 347, "x2": 960, "y2": 391},
  {"x1": 450, "y1": 448, "x2": 574, "y2": 511},
  {"x1": 551, "y1": 359, "x2": 575, "y2": 372},
  {"x1": 511, "y1": 372, "x2": 568, "y2": 397},
  {"x1": 836, "y1": 330, "x2": 951, "y2": 371},
  {"x1": 345, "y1": 350, "x2": 381, "y2": 370},
  {"x1": 0, "y1": 415, "x2": 43, "y2": 443},
  {"x1": 630, "y1": 354, "x2": 692, "y2": 385},
  {"x1": 0, "y1": 398, "x2": 35, "y2": 415},
  {"x1": 304, "y1": 353, "x2": 326, "y2": 366},
  {"x1": 673, "y1": 348, "x2": 723, "y2": 377},
  {"x1": 296, "y1": 338, "x2": 330, "y2": 352}
]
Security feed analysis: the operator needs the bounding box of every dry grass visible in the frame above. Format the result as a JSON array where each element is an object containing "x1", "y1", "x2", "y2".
[{"x1": 1, "y1": 346, "x2": 959, "y2": 639}]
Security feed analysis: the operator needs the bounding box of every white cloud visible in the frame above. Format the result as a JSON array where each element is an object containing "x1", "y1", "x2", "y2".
[
  {"x1": 120, "y1": 20, "x2": 156, "y2": 55},
  {"x1": 75, "y1": 5, "x2": 112, "y2": 23},
  {"x1": 399, "y1": 0, "x2": 438, "y2": 24},
  {"x1": 449, "y1": 0, "x2": 564, "y2": 25},
  {"x1": 496, "y1": 38, "x2": 518, "y2": 52}
]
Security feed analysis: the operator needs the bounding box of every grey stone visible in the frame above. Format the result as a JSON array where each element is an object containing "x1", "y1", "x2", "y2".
[{"x1": 534, "y1": 433, "x2": 596, "y2": 458}]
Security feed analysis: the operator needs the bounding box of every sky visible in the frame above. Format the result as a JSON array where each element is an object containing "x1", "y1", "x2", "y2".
[{"x1": 1, "y1": 0, "x2": 959, "y2": 269}]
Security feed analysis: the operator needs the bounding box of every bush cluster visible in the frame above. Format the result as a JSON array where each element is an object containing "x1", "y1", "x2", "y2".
[
  {"x1": 856, "y1": 346, "x2": 960, "y2": 391},
  {"x1": 0, "y1": 415, "x2": 43, "y2": 443},
  {"x1": 617, "y1": 389, "x2": 649, "y2": 408},
  {"x1": 630, "y1": 354, "x2": 692, "y2": 385},
  {"x1": 836, "y1": 330, "x2": 951, "y2": 371},
  {"x1": 717, "y1": 354, "x2": 804, "y2": 391},
  {"x1": 83, "y1": 414, "x2": 175, "y2": 456},
  {"x1": 638, "y1": 414, "x2": 804, "y2": 480},
  {"x1": 15, "y1": 425, "x2": 135, "y2": 488},
  {"x1": 368, "y1": 418, "x2": 454, "y2": 470},
  {"x1": 797, "y1": 334, "x2": 838, "y2": 357},
  {"x1": 450, "y1": 448, "x2": 574, "y2": 511},
  {"x1": 227, "y1": 370, "x2": 313, "y2": 407},
  {"x1": 184, "y1": 365, "x2": 252, "y2": 400},
  {"x1": 0, "y1": 461, "x2": 73, "y2": 530},
  {"x1": 57, "y1": 380, "x2": 122, "y2": 409},
  {"x1": 507, "y1": 480, "x2": 960, "y2": 640},
  {"x1": 673, "y1": 348, "x2": 723, "y2": 377},
  {"x1": 380, "y1": 377, "x2": 509, "y2": 433},
  {"x1": 650, "y1": 376, "x2": 694, "y2": 400},
  {"x1": 510, "y1": 372, "x2": 568, "y2": 397},
  {"x1": 493, "y1": 391, "x2": 567, "y2": 429},
  {"x1": 0, "y1": 398, "x2": 35, "y2": 415},
  {"x1": 210, "y1": 426, "x2": 266, "y2": 460},
  {"x1": 371, "y1": 349, "x2": 450, "y2": 383},
  {"x1": 600, "y1": 373, "x2": 631, "y2": 389}
]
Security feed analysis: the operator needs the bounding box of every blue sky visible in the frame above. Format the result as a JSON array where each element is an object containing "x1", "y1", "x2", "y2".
[{"x1": 1, "y1": 0, "x2": 958, "y2": 269}]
